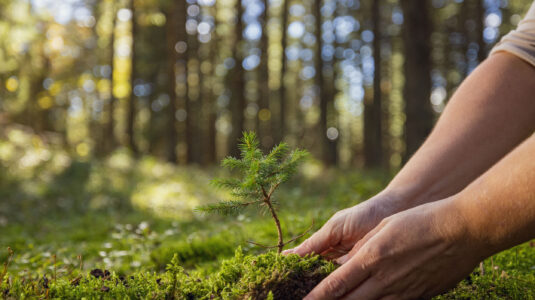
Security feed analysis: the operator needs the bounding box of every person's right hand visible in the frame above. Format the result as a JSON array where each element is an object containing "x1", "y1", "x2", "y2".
[{"x1": 283, "y1": 191, "x2": 405, "y2": 260}]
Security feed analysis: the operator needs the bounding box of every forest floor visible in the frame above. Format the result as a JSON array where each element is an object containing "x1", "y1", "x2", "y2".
[{"x1": 1, "y1": 127, "x2": 535, "y2": 299}]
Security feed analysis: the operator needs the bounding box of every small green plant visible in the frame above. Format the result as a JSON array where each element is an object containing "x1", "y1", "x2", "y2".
[{"x1": 196, "y1": 132, "x2": 310, "y2": 253}]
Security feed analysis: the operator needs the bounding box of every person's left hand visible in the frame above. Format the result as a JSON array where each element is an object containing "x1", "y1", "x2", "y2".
[{"x1": 304, "y1": 198, "x2": 487, "y2": 300}]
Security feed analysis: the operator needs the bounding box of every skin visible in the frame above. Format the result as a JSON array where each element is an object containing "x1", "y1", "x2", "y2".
[{"x1": 283, "y1": 52, "x2": 535, "y2": 300}]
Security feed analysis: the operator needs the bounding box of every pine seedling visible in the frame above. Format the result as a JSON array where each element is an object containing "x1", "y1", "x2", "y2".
[{"x1": 196, "y1": 132, "x2": 311, "y2": 254}]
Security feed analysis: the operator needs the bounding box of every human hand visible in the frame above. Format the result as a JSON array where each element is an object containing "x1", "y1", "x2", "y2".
[
  {"x1": 283, "y1": 191, "x2": 406, "y2": 260},
  {"x1": 303, "y1": 199, "x2": 485, "y2": 300}
]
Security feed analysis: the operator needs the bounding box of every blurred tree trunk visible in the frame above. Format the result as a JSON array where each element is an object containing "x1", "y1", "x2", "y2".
[
  {"x1": 314, "y1": 0, "x2": 336, "y2": 165},
  {"x1": 364, "y1": 0, "x2": 383, "y2": 168},
  {"x1": 277, "y1": 0, "x2": 290, "y2": 144},
  {"x1": 165, "y1": 0, "x2": 181, "y2": 163},
  {"x1": 229, "y1": 0, "x2": 246, "y2": 158},
  {"x1": 258, "y1": 0, "x2": 272, "y2": 150},
  {"x1": 475, "y1": 0, "x2": 486, "y2": 63},
  {"x1": 186, "y1": 14, "x2": 200, "y2": 164},
  {"x1": 126, "y1": 0, "x2": 138, "y2": 154},
  {"x1": 104, "y1": 3, "x2": 117, "y2": 154},
  {"x1": 206, "y1": 3, "x2": 219, "y2": 164},
  {"x1": 400, "y1": 0, "x2": 433, "y2": 162}
]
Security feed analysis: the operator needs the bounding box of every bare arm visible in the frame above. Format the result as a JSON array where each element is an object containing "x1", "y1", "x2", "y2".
[
  {"x1": 384, "y1": 52, "x2": 535, "y2": 210},
  {"x1": 286, "y1": 52, "x2": 535, "y2": 259},
  {"x1": 454, "y1": 132, "x2": 535, "y2": 255}
]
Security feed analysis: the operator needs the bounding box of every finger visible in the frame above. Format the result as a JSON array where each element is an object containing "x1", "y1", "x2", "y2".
[
  {"x1": 292, "y1": 224, "x2": 338, "y2": 257},
  {"x1": 281, "y1": 248, "x2": 294, "y2": 255},
  {"x1": 340, "y1": 277, "x2": 386, "y2": 300},
  {"x1": 336, "y1": 223, "x2": 383, "y2": 265},
  {"x1": 320, "y1": 247, "x2": 349, "y2": 260},
  {"x1": 303, "y1": 254, "x2": 371, "y2": 300}
]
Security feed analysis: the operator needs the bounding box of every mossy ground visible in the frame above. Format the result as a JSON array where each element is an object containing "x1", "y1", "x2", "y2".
[
  {"x1": 1, "y1": 249, "x2": 335, "y2": 299},
  {"x1": 1, "y1": 128, "x2": 535, "y2": 299}
]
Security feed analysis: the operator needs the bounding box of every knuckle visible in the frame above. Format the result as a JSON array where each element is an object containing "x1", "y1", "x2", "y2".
[
  {"x1": 361, "y1": 244, "x2": 388, "y2": 267},
  {"x1": 331, "y1": 209, "x2": 346, "y2": 221},
  {"x1": 323, "y1": 276, "x2": 347, "y2": 297}
]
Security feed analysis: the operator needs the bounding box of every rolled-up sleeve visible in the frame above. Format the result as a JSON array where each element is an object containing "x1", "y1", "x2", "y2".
[{"x1": 490, "y1": 2, "x2": 535, "y2": 68}]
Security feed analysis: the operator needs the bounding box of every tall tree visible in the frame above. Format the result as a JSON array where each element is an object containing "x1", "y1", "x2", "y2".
[
  {"x1": 126, "y1": 0, "x2": 138, "y2": 154},
  {"x1": 314, "y1": 0, "x2": 337, "y2": 165},
  {"x1": 400, "y1": 0, "x2": 433, "y2": 161},
  {"x1": 277, "y1": 0, "x2": 290, "y2": 144},
  {"x1": 104, "y1": 0, "x2": 117, "y2": 154},
  {"x1": 364, "y1": 0, "x2": 383, "y2": 167},
  {"x1": 258, "y1": 0, "x2": 272, "y2": 150},
  {"x1": 229, "y1": 0, "x2": 246, "y2": 158},
  {"x1": 475, "y1": 0, "x2": 486, "y2": 63},
  {"x1": 165, "y1": 0, "x2": 180, "y2": 163},
  {"x1": 185, "y1": 5, "x2": 201, "y2": 164},
  {"x1": 206, "y1": 2, "x2": 219, "y2": 164}
]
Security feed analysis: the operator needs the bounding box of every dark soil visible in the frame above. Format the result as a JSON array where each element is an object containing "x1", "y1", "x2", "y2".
[
  {"x1": 244, "y1": 269, "x2": 328, "y2": 300},
  {"x1": 90, "y1": 268, "x2": 111, "y2": 279}
]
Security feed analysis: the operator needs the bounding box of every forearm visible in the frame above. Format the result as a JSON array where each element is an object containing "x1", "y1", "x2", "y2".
[
  {"x1": 451, "y1": 133, "x2": 535, "y2": 255},
  {"x1": 383, "y1": 52, "x2": 535, "y2": 210}
]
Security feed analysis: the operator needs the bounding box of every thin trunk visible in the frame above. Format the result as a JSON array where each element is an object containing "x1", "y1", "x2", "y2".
[
  {"x1": 166, "y1": 1, "x2": 179, "y2": 163},
  {"x1": 258, "y1": 0, "x2": 271, "y2": 150},
  {"x1": 185, "y1": 13, "x2": 199, "y2": 164},
  {"x1": 475, "y1": 0, "x2": 486, "y2": 63},
  {"x1": 104, "y1": 5, "x2": 117, "y2": 154},
  {"x1": 364, "y1": 0, "x2": 383, "y2": 168},
  {"x1": 126, "y1": 0, "x2": 138, "y2": 154},
  {"x1": 314, "y1": 0, "x2": 336, "y2": 165},
  {"x1": 400, "y1": 0, "x2": 433, "y2": 162},
  {"x1": 206, "y1": 3, "x2": 219, "y2": 164},
  {"x1": 229, "y1": 0, "x2": 246, "y2": 158},
  {"x1": 277, "y1": 0, "x2": 290, "y2": 144}
]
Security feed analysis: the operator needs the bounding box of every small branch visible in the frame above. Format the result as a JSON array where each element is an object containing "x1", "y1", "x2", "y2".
[
  {"x1": 261, "y1": 185, "x2": 269, "y2": 199},
  {"x1": 282, "y1": 219, "x2": 315, "y2": 247},
  {"x1": 267, "y1": 182, "x2": 281, "y2": 198},
  {"x1": 246, "y1": 240, "x2": 279, "y2": 249},
  {"x1": 261, "y1": 183, "x2": 284, "y2": 254}
]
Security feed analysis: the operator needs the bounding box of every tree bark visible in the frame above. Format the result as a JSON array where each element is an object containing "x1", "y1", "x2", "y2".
[
  {"x1": 277, "y1": 0, "x2": 290, "y2": 144},
  {"x1": 126, "y1": 0, "x2": 138, "y2": 154},
  {"x1": 364, "y1": 0, "x2": 383, "y2": 168},
  {"x1": 206, "y1": 3, "x2": 219, "y2": 164},
  {"x1": 258, "y1": 0, "x2": 272, "y2": 150},
  {"x1": 475, "y1": 0, "x2": 486, "y2": 63},
  {"x1": 400, "y1": 0, "x2": 434, "y2": 162},
  {"x1": 314, "y1": 0, "x2": 337, "y2": 165},
  {"x1": 166, "y1": 0, "x2": 180, "y2": 163},
  {"x1": 104, "y1": 1, "x2": 117, "y2": 154},
  {"x1": 229, "y1": 0, "x2": 246, "y2": 158}
]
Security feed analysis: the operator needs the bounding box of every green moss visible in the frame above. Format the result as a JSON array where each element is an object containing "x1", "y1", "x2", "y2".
[{"x1": 1, "y1": 248, "x2": 335, "y2": 300}]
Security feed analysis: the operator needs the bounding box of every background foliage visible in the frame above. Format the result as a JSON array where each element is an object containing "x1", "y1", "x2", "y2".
[{"x1": 1, "y1": 0, "x2": 532, "y2": 168}]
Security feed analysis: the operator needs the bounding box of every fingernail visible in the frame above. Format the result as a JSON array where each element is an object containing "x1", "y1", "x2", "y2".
[{"x1": 281, "y1": 249, "x2": 293, "y2": 255}]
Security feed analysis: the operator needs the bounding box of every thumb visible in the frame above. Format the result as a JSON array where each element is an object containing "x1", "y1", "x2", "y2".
[{"x1": 292, "y1": 223, "x2": 337, "y2": 257}]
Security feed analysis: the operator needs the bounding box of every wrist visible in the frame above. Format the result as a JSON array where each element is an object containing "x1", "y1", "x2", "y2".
[
  {"x1": 439, "y1": 195, "x2": 500, "y2": 259},
  {"x1": 363, "y1": 189, "x2": 417, "y2": 221},
  {"x1": 377, "y1": 184, "x2": 434, "y2": 212}
]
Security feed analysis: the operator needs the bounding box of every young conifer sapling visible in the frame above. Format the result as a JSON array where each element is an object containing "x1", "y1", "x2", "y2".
[{"x1": 196, "y1": 132, "x2": 311, "y2": 253}]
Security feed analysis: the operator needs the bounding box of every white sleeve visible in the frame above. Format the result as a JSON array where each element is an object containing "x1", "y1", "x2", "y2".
[{"x1": 490, "y1": 2, "x2": 535, "y2": 68}]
